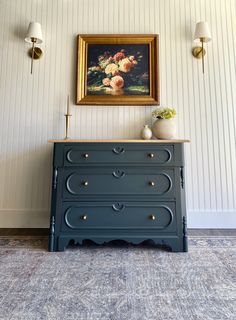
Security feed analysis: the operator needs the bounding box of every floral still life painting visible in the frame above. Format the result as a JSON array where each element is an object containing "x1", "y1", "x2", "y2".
[
  {"x1": 76, "y1": 35, "x2": 159, "y2": 105},
  {"x1": 87, "y1": 44, "x2": 149, "y2": 96}
]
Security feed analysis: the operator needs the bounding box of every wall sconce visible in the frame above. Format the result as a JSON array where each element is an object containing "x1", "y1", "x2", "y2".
[
  {"x1": 25, "y1": 22, "x2": 43, "y2": 74},
  {"x1": 192, "y1": 21, "x2": 212, "y2": 74}
]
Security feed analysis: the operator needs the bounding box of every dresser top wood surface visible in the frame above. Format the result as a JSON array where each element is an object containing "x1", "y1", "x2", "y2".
[{"x1": 48, "y1": 139, "x2": 190, "y2": 143}]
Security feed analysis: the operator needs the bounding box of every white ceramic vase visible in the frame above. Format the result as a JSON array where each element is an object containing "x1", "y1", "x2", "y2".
[
  {"x1": 152, "y1": 119, "x2": 176, "y2": 139},
  {"x1": 140, "y1": 125, "x2": 152, "y2": 140}
]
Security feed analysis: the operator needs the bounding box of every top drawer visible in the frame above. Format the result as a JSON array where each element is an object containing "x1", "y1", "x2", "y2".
[{"x1": 62, "y1": 144, "x2": 175, "y2": 166}]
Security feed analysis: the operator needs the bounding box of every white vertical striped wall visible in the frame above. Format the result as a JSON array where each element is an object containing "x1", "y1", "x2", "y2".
[{"x1": 0, "y1": 0, "x2": 235, "y2": 228}]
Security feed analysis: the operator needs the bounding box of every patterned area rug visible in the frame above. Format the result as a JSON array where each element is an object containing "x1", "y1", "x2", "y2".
[{"x1": 0, "y1": 236, "x2": 235, "y2": 320}]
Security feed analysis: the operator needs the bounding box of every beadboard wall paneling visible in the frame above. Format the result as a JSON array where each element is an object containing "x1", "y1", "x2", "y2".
[{"x1": 0, "y1": 0, "x2": 235, "y2": 228}]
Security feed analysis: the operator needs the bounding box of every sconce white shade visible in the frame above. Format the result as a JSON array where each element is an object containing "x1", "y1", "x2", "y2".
[
  {"x1": 194, "y1": 21, "x2": 212, "y2": 43},
  {"x1": 25, "y1": 22, "x2": 43, "y2": 44}
]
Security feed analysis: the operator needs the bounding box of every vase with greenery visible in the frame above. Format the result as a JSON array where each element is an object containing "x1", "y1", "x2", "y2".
[{"x1": 152, "y1": 107, "x2": 177, "y2": 139}]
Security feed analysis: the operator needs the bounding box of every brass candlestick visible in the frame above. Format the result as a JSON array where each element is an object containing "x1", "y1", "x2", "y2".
[{"x1": 64, "y1": 113, "x2": 72, "y2": 140}]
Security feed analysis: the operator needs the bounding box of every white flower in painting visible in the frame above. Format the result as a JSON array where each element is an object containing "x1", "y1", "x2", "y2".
[{"x1": 105, "y1": 63, "x2": 119, "y2": 75}]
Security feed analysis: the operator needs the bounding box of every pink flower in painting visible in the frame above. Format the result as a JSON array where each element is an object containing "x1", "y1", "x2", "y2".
[
  {"x1": 119, "y1": 58, "x2": 133, "y2": 73},
  {"x1": 110, "y1": 75, "x2": 124, "y2": 90},
  {"x1": 113, "y1": 52, "x2": 125, "y2": 61},
  {"x1": 102, "y1": 78, "x2": 111, "y2": 86},
  {"x1": 129, "y1": 55, "x2": 135, "y2": 61}
]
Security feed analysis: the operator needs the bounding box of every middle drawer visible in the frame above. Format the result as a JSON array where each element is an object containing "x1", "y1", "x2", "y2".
[{"x1": 62, "y1": 167, "x2": 175, "y2": 198}]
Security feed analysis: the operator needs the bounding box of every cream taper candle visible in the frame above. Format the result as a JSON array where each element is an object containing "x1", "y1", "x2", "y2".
[{"x1": 67, "y1": 94, "x2": 71, "y2": 115}]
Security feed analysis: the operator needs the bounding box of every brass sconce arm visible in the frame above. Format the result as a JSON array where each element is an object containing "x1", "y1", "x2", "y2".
[
  {"x1": 192, "y1": 38, "x2": 206, "y2": 73},
  {"x1": 192, "y1": 22, "x2": 212, "y2": 74}
]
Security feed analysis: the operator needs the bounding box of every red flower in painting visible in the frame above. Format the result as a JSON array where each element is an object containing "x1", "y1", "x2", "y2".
[{"x1": 113, "y1": 52, "x2": 125, "y2": 61}]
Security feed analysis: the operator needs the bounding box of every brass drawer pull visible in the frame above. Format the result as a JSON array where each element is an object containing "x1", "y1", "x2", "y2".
[
  {"x1": 83, "y1": 153, "x2": 89, "y2": 158},
  {"x1": 149, "y1": 214, "x2": 156, "y2": 221},
  {"x1": 148, "y1": 153, "x2": 154, "y2": 158},
  {"x1": 81, "y1": 215, "x2": 87, "y2": 220},
  {"x1": 149, "y1": 181, "x2": 155, "y2": 187},
  {"x1": 82, "y1": 181, "x2": 89, "y2": 186}
]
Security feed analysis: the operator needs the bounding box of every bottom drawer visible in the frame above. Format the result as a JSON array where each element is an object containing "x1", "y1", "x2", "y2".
[{"x1": 61, "y1": 202, "x2": 176, "y2": 232}]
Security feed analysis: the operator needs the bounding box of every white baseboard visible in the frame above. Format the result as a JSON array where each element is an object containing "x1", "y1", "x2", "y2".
[
  {"x1": 0, "y1": 209, "x2": 235, "y2": 229},
  {"x1": 187, "y1": 210, "x2": 236, "y2": 228},
  {"x1": 0, "y1": 209, "x2": 50, "y2": 228}
]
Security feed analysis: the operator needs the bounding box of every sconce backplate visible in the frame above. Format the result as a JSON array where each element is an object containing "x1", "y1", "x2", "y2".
[
  {"x1": 192, "y1": 47, "x2": 206, "y2": 59},
  {"x1": 28, "y1": 47, "x2": 43, "y2": 60}
]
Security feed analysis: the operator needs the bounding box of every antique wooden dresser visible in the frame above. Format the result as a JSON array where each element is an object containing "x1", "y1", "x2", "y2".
[{"x1": 48, "y1": 140, "x2": 189, "y2": 252}]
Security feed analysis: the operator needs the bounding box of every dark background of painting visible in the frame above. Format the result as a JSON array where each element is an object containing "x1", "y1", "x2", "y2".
[{"x1": 87, "y1": 44, "x2": 150, "y2": 95}]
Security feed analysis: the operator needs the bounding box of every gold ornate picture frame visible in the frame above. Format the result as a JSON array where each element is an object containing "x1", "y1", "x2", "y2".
[{"x1": 76, "y1": 34, "x2": 160, "y2": 105}]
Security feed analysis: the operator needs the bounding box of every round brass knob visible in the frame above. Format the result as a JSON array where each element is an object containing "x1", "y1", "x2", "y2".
[
  {"x1": 84, "y1": 153, "x2": 89, "y2": 158},
  {"x1": 148, "y1": 153, "x2": 154, "y2": 158},
  {"x1": 83, "y1": 181, "x2": 88, "y2": 186},
  {"x1": 149, "y1": 181, "x2": 155, "y2": 187},
  {"x1": 81, "y1": 215, "x2": 87, "y2": 220},
  {"x1": 149, "y1": 214, "x2": 156, "y2": 220}
]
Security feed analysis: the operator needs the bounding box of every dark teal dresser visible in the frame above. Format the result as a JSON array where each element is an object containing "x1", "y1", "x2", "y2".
[{"x1": 49, "y1": 139, "x2": 189, "y2": 252}]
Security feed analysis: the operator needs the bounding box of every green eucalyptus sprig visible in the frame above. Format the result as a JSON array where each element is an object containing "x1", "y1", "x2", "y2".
[{"x1": 152, "y1": 107, "x2": 177, "y2": 120}]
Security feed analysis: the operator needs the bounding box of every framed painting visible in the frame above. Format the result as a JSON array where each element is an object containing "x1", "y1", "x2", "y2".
[{"x1": 76, "y1": 34, "x2": 159, "y2": 105}]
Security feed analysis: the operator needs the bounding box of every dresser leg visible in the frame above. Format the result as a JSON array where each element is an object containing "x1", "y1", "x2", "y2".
[
  {"x1": 183, "y1": 216, "x2": 188, "y2": 252},
  {"x1": 49, "y1": 236, "x2": 54, "y2": 252},
  {"x1": 57, "y1": 237, "x2": 70, "y2": 252},
  {"x1": 169, "y1": 241, "x2": 183, "y2": 252},
  {"x1": 49, "y1": 216, "x2": 55, "y2": 252},
  {"x1": 183, "y1": 236, "x2": 188, "y2": 252}
]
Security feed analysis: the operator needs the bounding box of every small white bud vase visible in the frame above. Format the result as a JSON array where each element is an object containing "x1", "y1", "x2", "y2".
[
  {"x1": 152, "y1": 119, "x2": 176, "y2": 139},
  {"x1": 140, "y1": 125, "x2": 152, "y2": 140}
]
